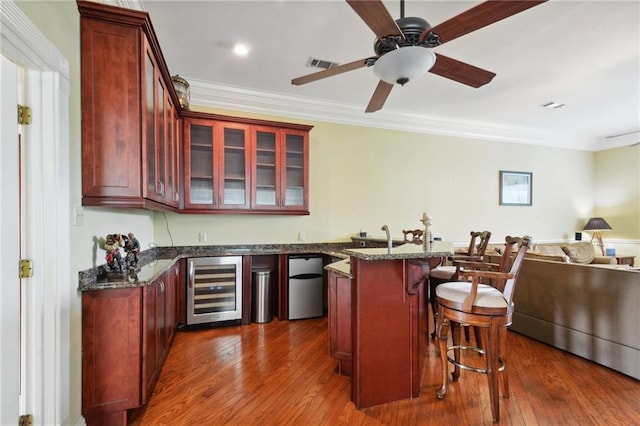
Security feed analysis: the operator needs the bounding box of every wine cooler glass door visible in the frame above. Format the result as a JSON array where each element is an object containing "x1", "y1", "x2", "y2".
[{"x1": 187, "y1": 256, "x2": 242, "y2": 325}]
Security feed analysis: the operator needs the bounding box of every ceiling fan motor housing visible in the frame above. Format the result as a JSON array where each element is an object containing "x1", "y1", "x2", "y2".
[{"x1": 374, "y1": 17, "x2": 438, "y2": 56}]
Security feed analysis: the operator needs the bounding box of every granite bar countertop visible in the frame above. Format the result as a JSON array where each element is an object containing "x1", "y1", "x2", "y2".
[
  {"x1": 79, "y1": 258, "x2": 176, "y2": 291},
  {"x1": 79, "y1": 242, "x2": 354, "y2": 291},
  {"x1": 344, "y1": 243, "x2": 450, "y2": 261},
  {"x1": 324, "y1": 258, "x2": 352, "y2": 278}
]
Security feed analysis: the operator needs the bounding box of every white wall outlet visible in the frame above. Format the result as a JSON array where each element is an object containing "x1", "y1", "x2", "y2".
[
  {"x1": 72, "y1": 205, "x2": 84, "y2": 227},
  {"x1": 298, "y1": 232, "x2": 305, "y2": 241},
  {"x1": 199, "y1": 232, "x2": 207, "y2": 243}
]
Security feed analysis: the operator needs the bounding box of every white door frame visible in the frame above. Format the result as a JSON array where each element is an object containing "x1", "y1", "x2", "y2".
[
  {"x1": 1, "y1": 1, "x2": 70, "y2": 424},
  {"x1": 1, "y1": 54, "x2": 22, "y2": 426}
]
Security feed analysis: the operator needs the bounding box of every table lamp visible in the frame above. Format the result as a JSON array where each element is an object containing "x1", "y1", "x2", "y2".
[{"x1": 583, "y1": 217, "x2": 612, "y2": 256}]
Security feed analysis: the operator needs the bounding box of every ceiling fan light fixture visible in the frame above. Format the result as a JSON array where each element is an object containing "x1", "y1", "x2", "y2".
[{"x1": 373, "y1": 46, "x2": 436, "y2": 86}]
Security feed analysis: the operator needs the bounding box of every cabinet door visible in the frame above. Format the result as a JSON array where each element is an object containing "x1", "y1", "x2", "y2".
[
  {"x1": 143, "y1": 47, "x2": 158, "y2": 201},
  {"x1": 328, "y1": 271, "x2": 353, "y2": 376},
  {"x1": 82, "y1": 288, "x2": 142, "y2": 414},
  {"x1": 219, "y1": 122, "x2": 251, "y2": 209},
  {"x1": 156, "y1": 278, "x2": 168, "y2": 367},
  {"x1": 176, "y1": 259, "x2": 187, "y2": 325},
  {"x1": 80, "y1": 18, "x2": 141, "y2": 199},
  {"x1": 252, "y1": 126, "x2": 280, "y2": 209},
  {"x1": 163, "y1": 266, "x2": 178, "y2": 355},
  {"x1": 165, "y1": 101, "x2": 181, "y2": 207},
  {"x1": 280, "y1": 130, "x2": 309, "y2": 212},
  {"x1": 142, "y1": 282, "x2": 159, "y2": 404},
  {"x1": 143, "y1": 45, "x2": 169, "y2": 204},
  {"x1": 184, "y1": 119, "x2": 251, "y2": 210},
  {"x1": 251, "y1": 126, "x2": 309, "y2": 213},
  {"x1": 183, "y1": 117, "x2": 217, "y2": 209}
]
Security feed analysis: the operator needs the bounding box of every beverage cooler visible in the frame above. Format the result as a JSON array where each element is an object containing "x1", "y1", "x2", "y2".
[{"x1": 187, "y1": 256, "x2": 242, "y2": 325}]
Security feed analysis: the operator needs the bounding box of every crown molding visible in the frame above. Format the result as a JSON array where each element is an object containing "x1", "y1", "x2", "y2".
[
  {"x1": 596, "y1": 131, "x2": 640, "y2": 151},
  {"x1": 0, "y1": 1, "x2": 69, "y2": 80},
  {"x1": 188, "y1": 78, "x2": 594, "y2": 151}
]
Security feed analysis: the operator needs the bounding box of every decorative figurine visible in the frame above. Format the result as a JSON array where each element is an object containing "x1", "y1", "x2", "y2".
[
  {"x1": 420, "y1": 212, "x2": 432, "y2": 252},
  {"x1": 123, "y1": 232, "x2": 140, "y2": 270},
  {"x1": 104, "y1": 233, "x2": 125, "y2": 273}
]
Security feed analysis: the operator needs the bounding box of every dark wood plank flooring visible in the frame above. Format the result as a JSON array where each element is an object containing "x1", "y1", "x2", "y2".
[{"x1": 129, "y1": 315, "x2": 640, "y2": 426}]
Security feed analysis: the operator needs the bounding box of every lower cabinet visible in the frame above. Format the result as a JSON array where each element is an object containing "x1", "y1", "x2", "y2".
[
  {"x1": 82, "y1": 264, "x2": 180, "y2": 425},
  {"x1": 327, "y1": 270, "x2": 353, "y2": 376}
]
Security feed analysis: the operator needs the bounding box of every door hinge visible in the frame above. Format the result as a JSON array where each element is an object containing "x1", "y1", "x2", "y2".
[
  {"x1": 20, "y1": 259, "x2": 33, "y2": 279},
  {"x1": 19, "y1": 414, "x2": 33, "y2": 426},
  {"x1": 18, "y1": 104, "x2": 32, "y2": 125}
]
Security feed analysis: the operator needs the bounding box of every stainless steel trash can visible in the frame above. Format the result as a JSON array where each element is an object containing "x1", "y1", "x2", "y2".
[{"x1": 252, "y1": 270, "x2": 272, "y2": 323}]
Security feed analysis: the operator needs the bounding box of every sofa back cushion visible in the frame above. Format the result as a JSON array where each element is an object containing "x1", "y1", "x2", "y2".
[
  {"x1": 561, "y1": 242, "x2": 595, "y2": 264},
  {"x1": 528, "y1": 244, "x2": 570, "y2": 262}
]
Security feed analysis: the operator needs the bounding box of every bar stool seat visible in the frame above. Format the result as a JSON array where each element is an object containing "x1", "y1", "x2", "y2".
[{"x1": 437, "y1": 281, "x2": 507, "y2": 309}]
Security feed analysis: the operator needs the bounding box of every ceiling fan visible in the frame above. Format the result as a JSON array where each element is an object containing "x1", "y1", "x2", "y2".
[{"x1": 291, "y1": 0, "x2": 547, "y2": 113}]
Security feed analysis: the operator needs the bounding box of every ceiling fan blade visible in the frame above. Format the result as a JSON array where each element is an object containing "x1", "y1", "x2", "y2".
[
  {"x1": 429, "y1": 54, "x2": 496, "y2": 88},
  {"x1": 365, "y1": 80, "x2": 394, "y2": 113},
  {"x1": 421, "y1": 0, "x2": 547, "y2": 45},
  {"x1": 291, "y1": 58, "x2": 369, "y2": 86},
  {"x1": 346, "y1": 0, "x2": 404, "y2": 40}
]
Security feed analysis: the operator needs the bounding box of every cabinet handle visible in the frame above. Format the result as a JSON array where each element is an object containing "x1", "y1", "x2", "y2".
[
  {"x1": 188, "y1": 261, "x2": 195, "y2": 289},
  {"x1": 158, "y1": 180, "x2": 165, "y2": 196}
]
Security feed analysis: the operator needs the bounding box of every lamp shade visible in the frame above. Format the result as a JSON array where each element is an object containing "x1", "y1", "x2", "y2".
[
  {"x1": 582, "y1": 217, "x2": 612, "y2": 231},
  {"x1": 373, "y1": 46, "x2": 436, "y2": 86}
]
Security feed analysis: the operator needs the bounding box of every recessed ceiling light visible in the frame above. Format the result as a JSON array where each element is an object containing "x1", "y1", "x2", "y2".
[
  {"x1": 541, "y1": 101, "x2": 565, "y2": 109},
  {"x1": 233, "y1": 42, "x2": 250, "y2": 57}
]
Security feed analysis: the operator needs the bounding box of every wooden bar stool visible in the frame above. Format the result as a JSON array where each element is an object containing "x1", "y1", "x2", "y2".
[
  {"x1": 428, "y1": 230, "x2": 492, "y2": 338},
  {"x1": 435, "y1": 235, "x2": 531, "y2": 423}
]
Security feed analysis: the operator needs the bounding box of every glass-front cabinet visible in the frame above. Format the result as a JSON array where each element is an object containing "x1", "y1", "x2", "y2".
[
  {"x1": 252, "y1": 126, "x2": 308, "y2": 212},
  {"x1": 183, "y1": 116, "x2": 250, "y2": 210},
  {"x1": 283, "y1": 130, "x2": 308, "y2": 209},
  {"x1": 182, "y1": 111, "x2": 311, "y2": 214},
  {"x1": 143, "y1": 41, "x2": 180, "y2": 208},
  {"x1": 253, "y1": 128, "x2": 278, "y2": 207}
]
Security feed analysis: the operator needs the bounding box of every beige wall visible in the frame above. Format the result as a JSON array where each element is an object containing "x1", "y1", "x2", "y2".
[
  {"x1": 594, "y1": 145, "x2": 640, "y2": 257},
  {"x1": 154, "y1": 107, "x2": 596, "y2": 247}
]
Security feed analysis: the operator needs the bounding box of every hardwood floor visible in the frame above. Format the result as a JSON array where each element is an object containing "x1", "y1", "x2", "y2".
[{"x1": 129, "y1": 316, "x2": 640, "y2": 426}]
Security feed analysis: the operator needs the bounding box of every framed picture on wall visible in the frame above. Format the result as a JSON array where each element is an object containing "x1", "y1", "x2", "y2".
[{"x1": 499, "y1": 170, "x2": 532, "y2": 206}]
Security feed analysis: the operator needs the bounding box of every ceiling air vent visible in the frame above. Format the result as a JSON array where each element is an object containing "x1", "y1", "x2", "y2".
[{"x1": 306, "y1": 57, "x2": 339, "y2": 70}]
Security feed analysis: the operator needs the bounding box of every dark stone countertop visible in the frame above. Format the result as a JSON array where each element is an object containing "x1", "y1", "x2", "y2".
[
  {"x1": 344, "y1": 244, "x2": 450, "y2": 261},
  {"x1": 325, "y1": 258, "x2": 352, "y2": 278},
  {"x1": 79, "y1": 242, "x2": 354, "y2": 291}
]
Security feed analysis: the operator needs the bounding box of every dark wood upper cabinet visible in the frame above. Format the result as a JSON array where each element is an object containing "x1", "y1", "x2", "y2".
[
  {"x1": 78, "y1": 1, "x2": 311, "y2": 215},
  {"x1": 182, "y1": 111, "x2": 312, "y2": 215},
  {"x1": 252, "y1": 126, "x2": 309, "y2": 213},
  {"x1": 78, "y1": 1, "x2": 181, "y2": 211},
  {"x1": 182, "y1": 116, "x2": 252, "y2": 211}
]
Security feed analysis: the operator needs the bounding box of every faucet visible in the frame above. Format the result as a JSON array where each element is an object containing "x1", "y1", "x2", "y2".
[{"x1": 381, "y1": 225, "x2": 392, "y2": 251}]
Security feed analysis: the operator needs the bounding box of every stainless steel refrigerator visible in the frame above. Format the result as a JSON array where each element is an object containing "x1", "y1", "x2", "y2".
[{"x1": 288, "y1": 255, "x2": 324, "y2": 320}]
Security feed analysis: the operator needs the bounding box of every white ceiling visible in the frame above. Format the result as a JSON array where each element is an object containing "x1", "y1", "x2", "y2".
[{"x1": 139, "y1": 0, "x2": 640, "y2": 151}]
